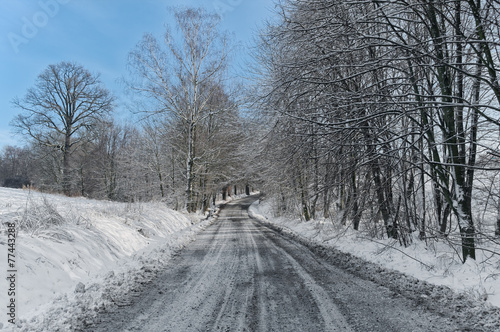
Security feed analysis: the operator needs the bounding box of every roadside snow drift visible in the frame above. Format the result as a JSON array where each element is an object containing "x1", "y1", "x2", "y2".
[
  {"x1": 0, "y1": 187, "x2": 208, "y2": 331},
  {"x1": 249, "y1": 198, "x2": 500, "y2": 309}
]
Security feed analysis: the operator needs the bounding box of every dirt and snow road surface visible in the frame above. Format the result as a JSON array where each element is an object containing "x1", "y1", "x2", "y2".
[{"x1": 89, "y1": 196, "x2": 479, "y2": 331}]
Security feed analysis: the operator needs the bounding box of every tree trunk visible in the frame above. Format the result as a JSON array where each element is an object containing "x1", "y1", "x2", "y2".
[
  {"x1": 185, "y1": 122, "x2": 196, "y2": 212},
  {"x1": 298, "y1": 166, "x2": 311, "y2": 221},
  {"x1": 62, "y1": 132, "x2": 72, "y2": 196},
  {"x1": 158, "y1": 170, "x2": 165, "y2": 198},
  {"x1": 351, "y1": 170, "x2": 361, "y2": 231},
  {"x1": 372, "y1": 161, "x2": 395, "y2": 239}
]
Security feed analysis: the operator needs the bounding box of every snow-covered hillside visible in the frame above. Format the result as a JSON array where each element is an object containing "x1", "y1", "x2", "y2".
[
  {"x1": 249, "y1": 198, "x2": 500, "y2": 309},
  {"x1": 0, "y1": 187, "x2": 210, "y2": 331}
]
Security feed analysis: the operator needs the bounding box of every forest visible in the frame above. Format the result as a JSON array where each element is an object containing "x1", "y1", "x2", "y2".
[
  {"x1": 254, "y1": 0, "x2": 500, "y2": 263},
  {"x1": 3, "y1": 1, "x2": 500, "y2": 263}
]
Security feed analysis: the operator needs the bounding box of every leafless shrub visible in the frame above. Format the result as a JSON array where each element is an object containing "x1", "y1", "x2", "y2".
[{"x1": 17, "y1": 194, "x2": 65, "y2": 235}]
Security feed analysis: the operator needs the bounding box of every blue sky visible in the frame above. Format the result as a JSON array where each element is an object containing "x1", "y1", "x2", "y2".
[{"x1": 0, "y1": 0, "x2": 274, "y2": 148}]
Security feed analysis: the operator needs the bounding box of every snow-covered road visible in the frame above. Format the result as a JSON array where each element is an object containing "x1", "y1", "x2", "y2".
[{"x1": 88, "y1": 196, "x2": 462, "y2": 331}]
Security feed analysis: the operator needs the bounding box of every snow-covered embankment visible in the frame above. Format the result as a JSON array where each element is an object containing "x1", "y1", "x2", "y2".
[
  {"x1": 0, "y1": 187, "x2": 210, "y2": 331},
  {"x1": 249, "y1": 198, "x2": 500, "y2": 309}
]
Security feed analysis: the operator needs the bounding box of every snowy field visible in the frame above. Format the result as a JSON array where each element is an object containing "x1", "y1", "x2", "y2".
[
  {"x1": 0, "y1": 187, "x2": 211, "y2": 331},
  {"x1": 249, "y1": 198, "x2": 500, "y2": 310}
]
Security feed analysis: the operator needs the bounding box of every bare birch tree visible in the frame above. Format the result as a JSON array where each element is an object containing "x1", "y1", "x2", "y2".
[{"x1": 127, "y1": 8, "x2": 231, "y2": 212}]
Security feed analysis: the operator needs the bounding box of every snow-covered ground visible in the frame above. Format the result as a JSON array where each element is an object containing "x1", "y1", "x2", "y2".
[
  {"x1": 0, "y1": 187, "x2": 212, "y2": 331},
  {"x1": 249, "y1": 198, "x2": 500, "y2": 309},
  {"x1": 1, "y1": 188, "x2": 498, "y2": 330}
]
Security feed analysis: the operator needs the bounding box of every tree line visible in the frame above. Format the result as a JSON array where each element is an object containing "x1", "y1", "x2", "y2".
[
  {"x1": 254, "y1": 0, "x2": 500, "y2": 262},
  {"x1": 2, "y1": 8, "x2": 253, "y2": 211},
  {"x1": 6, "y1": 2, "x2": 500, "y2": 263}
]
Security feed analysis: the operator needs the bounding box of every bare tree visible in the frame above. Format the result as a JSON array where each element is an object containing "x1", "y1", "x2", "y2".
[
  {"x1": 127, "y1": 8, "x2": 231, "y2": 212},
  {"x1": 0, "y1": 145, "x2": 32, "y2": 188},
  {"x1": 255, "y1": 0, "x2": 500, "y2": 262},
  {"x1": 11, "y1": 61, "x2": 114, "y2": 195}
]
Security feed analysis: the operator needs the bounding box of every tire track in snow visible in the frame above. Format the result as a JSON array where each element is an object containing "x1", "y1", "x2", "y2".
[{"x1": 89, "y1": 196, "x2": 460, "y2": 332}]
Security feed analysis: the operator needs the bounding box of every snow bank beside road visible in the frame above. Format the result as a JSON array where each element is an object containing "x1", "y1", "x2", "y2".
[
  {"x1": 249, "y1": 199, "x2": 500, "y2": 309},
  {"x1": 249, "y1": 199, "x2": 500, "y2": 330},
  {"x1": 0, "y1": 188, "x2": 209, "y2": 331}
]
